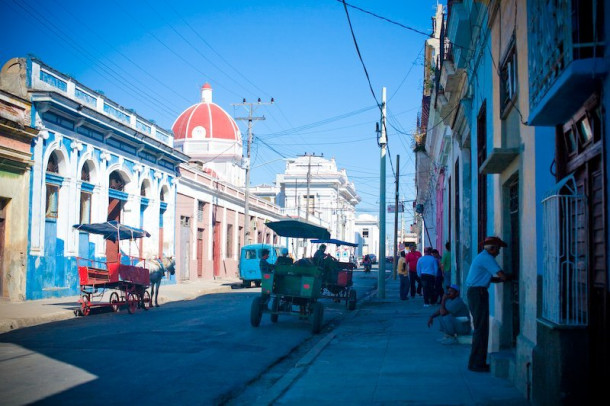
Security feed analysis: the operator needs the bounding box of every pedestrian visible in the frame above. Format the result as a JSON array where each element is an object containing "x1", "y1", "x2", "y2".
[
  {"x1": 260, "y1": 248, "x2": 274, "y2": 273},
  {"x1": 260, "y1": 248, "x2": 275, "y2": 305},
  {"x1": 276, "y1": 247, "x2": 293, "y2": 265},
  {"x1": 405, "y1": 244, "x2": 422, "y2": 298},
  {"x1": 431, "y1": 248, "x2": 443, "y2": 304},
  {"x1": 441, "y1": 241, "x2": 452, "y2": 286},
  {"x1": 416, "y1": 246, "x2": 439, "y2": 307},
  {"x1": 397, "y1": 251, "x2": 409, "y2": 300},
  {"x1": 465, "y1": 236, "x2": 510, "y2": 373},
  {"x1": 427, "y1": 284, "x2": 471, "y2": 344},
  {"x1": 313, "y1": 244, "x2": 327, "y2": 267}
]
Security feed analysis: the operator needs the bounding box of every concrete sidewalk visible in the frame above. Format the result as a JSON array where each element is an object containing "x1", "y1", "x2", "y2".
[
  {"x1": 255, "y1": 275, "x2": 530, "y2": 406},
  {"x1": 0, "y1": 277, "x2": 241, "y2": 334}
]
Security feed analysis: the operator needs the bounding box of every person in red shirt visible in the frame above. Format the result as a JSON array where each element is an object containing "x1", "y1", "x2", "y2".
[{"x1": 405, "y1": 244, "x2": 422, "y2": 298}]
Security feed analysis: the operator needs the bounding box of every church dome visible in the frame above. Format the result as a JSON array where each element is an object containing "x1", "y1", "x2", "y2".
[{"x1": 172, "y1": 83, "x2": 241, "y2": 142}]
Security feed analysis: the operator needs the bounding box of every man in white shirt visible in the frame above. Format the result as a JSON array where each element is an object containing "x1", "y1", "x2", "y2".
[
  {"x1": 416, "y1": 247, "x2": 439, "y2": 307},
  {"x1": 465, "y1": 236, "x2": 510, "y2": 373}
]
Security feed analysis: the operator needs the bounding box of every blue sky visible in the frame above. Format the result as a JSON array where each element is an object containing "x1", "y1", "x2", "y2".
[{"x1": 2, "y1": 0, "x2": 443, "y2": 234}]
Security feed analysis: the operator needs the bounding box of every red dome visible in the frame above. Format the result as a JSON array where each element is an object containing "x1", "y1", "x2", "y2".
[{"x1": 172, "y1": 84, "x2": 241, "y2": 142}]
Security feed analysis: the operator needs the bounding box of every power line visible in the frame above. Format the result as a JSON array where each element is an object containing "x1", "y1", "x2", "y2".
[{"x1": 336, "y1": 0, "x2": 432, "y2": 37}]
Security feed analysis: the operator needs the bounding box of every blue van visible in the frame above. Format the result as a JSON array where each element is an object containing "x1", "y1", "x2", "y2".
[{"x1": 239, "y1": 244, "x2": 284, "y2": 287}]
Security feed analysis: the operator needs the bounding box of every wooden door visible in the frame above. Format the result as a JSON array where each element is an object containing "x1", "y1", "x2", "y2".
[
  {"x1": 106, "y1": 198, "x2": 122, "y2": 262},
  {"x1": 197, "y1": 228, "x2": 204, "y2": 277},
  {"x1": 0, "y1": 199, "x2": 6, "y2": 297},
  {"x1": 180, "y1": 220, "x2": 190, "y2": 280},
  {"x1": 213, "y1": 221, "x2": 221, "y2": 277}
]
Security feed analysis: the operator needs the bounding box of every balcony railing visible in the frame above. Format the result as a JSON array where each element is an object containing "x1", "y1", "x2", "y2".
[{"x1": 528, "y1": 0, "x2": 605, "y2": 124}]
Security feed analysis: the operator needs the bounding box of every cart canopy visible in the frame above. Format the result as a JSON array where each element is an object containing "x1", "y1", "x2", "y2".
[
  {"x1": 310, "y1": 238, "x2": 358, "y2": 247},
  {"x1": 266, "y1": 220, "x2": 330, "y2": 239},
  {"x1": 73, "y1": 221, "x2": 151, "y2": 242}
]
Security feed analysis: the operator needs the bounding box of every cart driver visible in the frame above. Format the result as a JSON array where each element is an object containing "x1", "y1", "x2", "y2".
[
  {"x1": 313, "y1": 244, "x2": 328, "y2": 267},
  {"x1": 260, "y1": 249, "x2": 274, "y2": 274}
]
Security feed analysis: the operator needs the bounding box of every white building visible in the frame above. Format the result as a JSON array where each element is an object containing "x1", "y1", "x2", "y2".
[
  {"x1": 268, "y1": 154, "x2": 361, "y2": 259},
  {"x1": 354, "y1": 214, "x2": 379, "y2": 259}
]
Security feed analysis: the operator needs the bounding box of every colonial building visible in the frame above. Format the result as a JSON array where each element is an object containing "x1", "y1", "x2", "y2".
[
  {"x1": 172, "y1": 84, "x2": 285, "y2": 280},
  {"x1": 0, "y1": 85, "x2": 37, "y2": 300},
  {"x1": 0, "y1": 57, "x2": 188, "y2": 299},
  {"x1": 274, "y1": 154, "x2": 361, "y2": 258},
  {"x1": 415, "y1": 1, "x2": 608, "y2": 404}
]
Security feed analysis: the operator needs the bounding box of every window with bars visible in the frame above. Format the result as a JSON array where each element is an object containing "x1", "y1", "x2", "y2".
[
  {"x1": 541, "y1": 175, "x2": 588, "y2": 326},
  {"x1": 45, "y1": 184, "x2": 59, "y2": 219},
  {"x1": 226, "y1": 224, "x2": 233, "y2": 256},
  {"x1": 500, "y1": 36, "x2": 518, "y2": 115},
  {"x1": 197, "y1": 201, "x2": 205, "y2": 222},
  {"x1": 79, "y1": 192, "x2": 91, "y2": 224},
  {"x1": 477, "y1": 102, "x2": 488, "y2": 243}
]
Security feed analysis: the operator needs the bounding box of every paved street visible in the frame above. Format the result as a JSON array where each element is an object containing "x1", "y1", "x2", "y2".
[{"x1": 0, "y1": 272, "x2": 377, "y2": 405}]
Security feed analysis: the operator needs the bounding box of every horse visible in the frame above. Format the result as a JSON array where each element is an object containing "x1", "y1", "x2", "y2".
[{"x1": 136, "y1": 257, "x2": 176, "y2": 307}]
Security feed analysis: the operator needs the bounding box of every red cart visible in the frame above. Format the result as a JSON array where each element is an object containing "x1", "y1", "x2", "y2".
[
  {"x1": 73, "y1": 221, "x2": 152, "y2": 316},
  {"x1": 311, "y1": 238, "x2": 358, "y2": 311}
]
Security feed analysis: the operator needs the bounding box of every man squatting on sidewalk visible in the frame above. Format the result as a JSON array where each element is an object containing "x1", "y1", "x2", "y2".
[{"x1": 427, "y1": 284, "x2": 471, "y2": 344}]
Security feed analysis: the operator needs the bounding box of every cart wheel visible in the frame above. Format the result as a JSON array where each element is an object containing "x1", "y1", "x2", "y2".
[
  {"x1": 81, "y1": 295, "x2": 91, "y2": 316},
  {"x1": 141, "y1": 290, "x2": 151, "y2": 310},
  {"x1": 250, "y1": 297, "x2": 263, "y2": 327},
  {"x1": 311, "y1": 302, "x2": 324, "y2": 334},
  {"x1": 127, "y1": 293, "x2": 138, "y2": 314},
  {"x1": 270, "y1": 297, "x2": 279, "y2": 323},
  {"x1": 110, "y1": 292, "x2": 120, "y2": 312},
  {"x1": 348, "y1": 289, "x2": 357, "y2": 311}
]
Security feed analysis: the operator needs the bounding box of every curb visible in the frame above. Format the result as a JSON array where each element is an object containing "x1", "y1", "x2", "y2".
[
  {"x1": 0, "y1": 283, "x2": 238, "y2": 335},
  {"x1": 0, "y1": 311, "x2": 76, "y2": 334}
]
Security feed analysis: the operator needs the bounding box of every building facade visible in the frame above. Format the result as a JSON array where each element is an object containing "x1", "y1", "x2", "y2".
[
  {"x1": 415, "y1": 1, "x2": 608, "y2": 403},
  {"x1": 171, "y1": 83, "x2": 285, "y2": 280},
  {"x1": 275, "y1": 153, "x2": 360, "y2": 258},
  {"x1": 0, "y1": 57, "x2": 188, "y2": 300},
  {"x1": 354, "y1": 214, "x2": 379, "y2": 260},
  {"x1": 0, "y1": 87, "x2": 37, "y2": 300}
]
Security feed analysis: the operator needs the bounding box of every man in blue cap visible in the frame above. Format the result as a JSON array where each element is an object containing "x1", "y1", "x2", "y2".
[
  {"x1": 276, "y1": 247, "x2": 293, "y2": 265},
  {"x1": 465, "y1": 236, "x2": 510, "y2": 372}
]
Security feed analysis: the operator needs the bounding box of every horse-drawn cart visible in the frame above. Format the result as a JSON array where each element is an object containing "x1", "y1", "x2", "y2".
[
  {"x1": 311, "y1": 238, "x2": 358, "y2": 311},
  {"x1": 250, "y1": 220, "x2": 330, "y2": 334},
  {"x1": 73, "y1": 221, "x2": 152, "y2": 316}
]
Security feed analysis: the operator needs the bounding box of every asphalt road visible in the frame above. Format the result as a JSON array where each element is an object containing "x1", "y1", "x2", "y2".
[{"x1": 0, "y1": 271, "x2": 377, "y2": 405}]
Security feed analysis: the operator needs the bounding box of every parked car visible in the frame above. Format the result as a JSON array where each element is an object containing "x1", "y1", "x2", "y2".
[
  {"x1": 368, "y1": 254, "x2": 377, "y2": 264},
  {"x1": 239, "y1": 244, "x2": 284, "y2": 288}
]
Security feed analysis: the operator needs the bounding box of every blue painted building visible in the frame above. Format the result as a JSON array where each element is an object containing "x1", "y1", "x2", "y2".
[
  {"x1": 417, "y1": 0, "x2": 608, "y2": 403},
  {"x1": 0, "y1": 57, "x2": 188, "y2": 299}
]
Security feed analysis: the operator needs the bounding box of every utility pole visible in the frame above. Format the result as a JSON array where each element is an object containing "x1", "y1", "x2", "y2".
[
  {"x1": 305, "y1": 154, "x2": 312, "y2": 222},
  {"x1": 233, "y1": 98, "x2": 273, "y2": 245},
  {"x1": 336, "y1": 183, "x2": 340, "y2": 238},
  {"x1": 378, "y1": 87, "x2": 387, "y2": 299},
  {"x1": 302, "y1": 154, "x2": 313, "y2": 258},
  {"x1": 393, "y1": 154, "x2": 400, "y2": 280}
]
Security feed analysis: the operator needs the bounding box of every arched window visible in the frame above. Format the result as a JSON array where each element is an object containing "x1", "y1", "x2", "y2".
[
  {"x1": 45, "y1": 151, "x2": 61, "y2": 218},
  {"x1": 79, "y1": 161, "x2": 94, "y2": 224},
  {"x1": 109, "y1": 171, "x2": 125, "y2": 191}
]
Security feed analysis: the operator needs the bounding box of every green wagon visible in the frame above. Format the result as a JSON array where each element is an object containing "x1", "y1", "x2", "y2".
[{"x1": 250, "y1": 220, "x2": 330, "y2": 334}]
